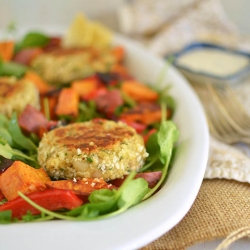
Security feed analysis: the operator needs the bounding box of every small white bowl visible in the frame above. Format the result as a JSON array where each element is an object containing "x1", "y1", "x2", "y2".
[{"x1": 172, "y1": 42, "x2": 250, "y2": 86}]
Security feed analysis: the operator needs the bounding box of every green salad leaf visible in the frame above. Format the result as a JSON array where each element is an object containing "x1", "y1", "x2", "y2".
[
  {"x1": 0, "y1": 210, "x2": 12, "y2": 224},
  {"x1": 0, "y1": 60, "x2": 27, "y2": 78},
  {"x1": 19, "y1": 31, "x2": 49, "y2": 49},
  {"x1": 0, "y1": 127, "x2": 13, "y2": 145},
  {"x1": 0, "y1": 114, "x2": 9, "y2": 127},
  {"x1": 158, "y1": 120, "x2": 179, "y2": 166},
  {"x1": 143, "y1": 120, "x2": 179, "y2": 200},
  {"x1": 0, "y1": 113, "x2": 38, "y2": 166},
  {"x1": 8, "y1": 113, "x2": 37, "y2": 151}
]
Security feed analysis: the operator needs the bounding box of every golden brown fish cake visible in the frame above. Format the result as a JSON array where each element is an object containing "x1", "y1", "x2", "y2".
[
  {"x1": 0, "y1": 77, "x2": 40, "y2": 118},
  {"x1": 31, "y1": 47, "x2": 117, "y2": 85},
  {"x1": 38, "y1": 119, "x2": 148, "y2": 181}
]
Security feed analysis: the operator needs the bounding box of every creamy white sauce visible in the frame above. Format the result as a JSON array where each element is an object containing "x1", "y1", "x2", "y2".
[{"x1": 176, "y1": 48, "x2": 250, "y2": 77}]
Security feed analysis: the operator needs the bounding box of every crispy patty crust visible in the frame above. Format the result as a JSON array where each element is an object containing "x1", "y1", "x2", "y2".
[
  {"x1": 38, "y1": 119, "x2": 148, "y2": 181},
  {"x1": 31, "y1": 47, "x2": 117, "y2": 85},
  {"x1": 0, "y1": 77, "x2": 40, "y2": 117}
]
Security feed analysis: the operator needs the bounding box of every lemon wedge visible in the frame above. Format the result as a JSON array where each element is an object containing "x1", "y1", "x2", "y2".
[{"x1": 62, "y1": 13, "x2": 113, "y2": 48}]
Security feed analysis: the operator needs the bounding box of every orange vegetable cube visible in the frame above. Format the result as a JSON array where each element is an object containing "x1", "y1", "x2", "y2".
[
  {"x1": 46, "y1": 178, "x2": 116, "y2": 196},
  {"x1": 0, "y1": 41, "x2": 14, "y2": 61},
  {"x1": 111, "y1": 64, "x2": 130, "y2": 78},
  {"x1": 55, "y1": 88, "x2": 79, "y2": 117},
  {"x1": 71, "y1": 78, "x2": 99, "y2": 97},
  {"x1": 23, "y1": 71, "x2": 52, "y2": 94},
  {"x1": 0, "y1": 161, "x2": 50, "y2": 201},
  {"x1": 120, "y1": 102, "x2": 170, "y2": 125},
  {"x1": 121, "y1": 80, "x2": 159, "y2": 102},
  {"x1": 111, "y1": 46, "x2": 125, "y2": 63}
]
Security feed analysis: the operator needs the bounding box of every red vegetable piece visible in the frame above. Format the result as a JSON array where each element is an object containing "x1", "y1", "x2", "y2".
[
  {"x1": 119, "y1": 119, "x2": 146, "y2": 133},
  {"x1": 0, "y1": 189, "x2": 83, "y2": 219},
  {"x1": 18, "y1": 104, "x2": 49, "y2": 136},
  {"x1": 84, "y1": 87, "x2": 108, "y2": 101},
  {"x1": 13, "y1": 48, "x2": 43, "y2": 65},
  {"x1": 43, "y1": 37, "x2": 61, "y2": 51},
  {"x1": 94, "y1": 89, "x2": 124, "y2": 118},
  {"x1": 110, "y1": 171, "x2": 162, "y2": 189}
]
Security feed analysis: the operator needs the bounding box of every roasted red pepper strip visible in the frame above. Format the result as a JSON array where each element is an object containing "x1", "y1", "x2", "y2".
[
  {"x1": 119, "y1": 119, "x2": 147, "y2": 133},
  {"x1": 0, "y1": 188, "x2": 83, "y2": 219}
]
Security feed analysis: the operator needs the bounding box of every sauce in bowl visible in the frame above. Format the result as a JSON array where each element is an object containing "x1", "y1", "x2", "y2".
[{"x1": 176, "y1": 48, "x2": 250, "y2": 77}]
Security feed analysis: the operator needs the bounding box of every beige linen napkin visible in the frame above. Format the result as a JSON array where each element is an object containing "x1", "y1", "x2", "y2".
[
  {"x1": 118, "y1": 0, "x2": 250, "y2": 55},
  {"x1": 117, "y1": 0, "x2": 250, "y2": 248}
]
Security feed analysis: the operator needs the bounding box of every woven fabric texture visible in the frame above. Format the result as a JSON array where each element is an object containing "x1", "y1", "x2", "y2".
[{"x1": 142, "y1": 179, "x2": 250, "y2": 250}]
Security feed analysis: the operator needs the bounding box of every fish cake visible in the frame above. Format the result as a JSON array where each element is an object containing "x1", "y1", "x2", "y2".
[
  {"x1": 0, "y1": 77, "x2": 40, "y2": 118},
  {"x1": 38, "y1": 119, "x2": 148, "y2": 181}
]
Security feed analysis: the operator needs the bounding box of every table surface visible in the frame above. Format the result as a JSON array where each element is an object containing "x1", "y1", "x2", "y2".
[{"x1": 188, "y1": 238, "x2": 250, "y2": 249}]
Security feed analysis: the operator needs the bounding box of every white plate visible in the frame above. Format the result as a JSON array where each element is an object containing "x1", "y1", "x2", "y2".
[{"x1": 0, "y1": 28, "x2": 209, "y2": 250}]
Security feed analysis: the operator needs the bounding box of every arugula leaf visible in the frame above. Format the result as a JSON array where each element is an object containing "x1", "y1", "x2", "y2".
[
  {"x1": 0, "y1": 114, "x2": 8, "y2": 127},
  {"x1": 67, "y1": 172, "x2": 145, "y2": 219},
  {"x1": 117, "y1": 178, "x2": 149, "y2": 209},
  {"x1": 71, "y1": 189, "x2": 118, "y2": 219},
  {"x1": 0, "y1": 128, "x2": 13, "y2": 146},
  {"x1": 0, "y1": 142, "x2": 13, "y2": 158},
  {"x1": 77, "y1": 101, "x2": 101, "y2": 122},
  {"x1": 21, "y1": 211, "x2": 45, "y2": 222},
  {"x1": 8, "y1": 113, "x2": 37, "y2": 151},
  {"x1": 139, "y1": 132, "x2": 160, "y2": 172},
  {"x1": 0, "y1": 61, "x2": 27, "y2": 78},
  {"x1": 0, "y1": 143, "x2": 36, "y2": 162},
  {"x1": 79, "y1": 190, "x2": 118, "y2": 219},
  {"x1": 0, "y1": 113, "x2": 38, "y2": 166},
  {"x1": 145, "y1": 131, "x2": 160, "y2": 158},
  {"x1": 77, "y1": 172, "x2": 148, "y2": 219},
  {"x1": 19, "y1": 32, "x2": 49, "y2": 49},
  {"x1": 143, "y1": 121, "x2": 179, "y2": 200},
  {"x1": 0, "y1": 210, "x2": 12, "y2": 224},
  {"x1": 157, "y1": 121, "x2": 179, "y2": 166},
  {"x1": 159, "y1": 94, "x2": 176, "y2": 112}
]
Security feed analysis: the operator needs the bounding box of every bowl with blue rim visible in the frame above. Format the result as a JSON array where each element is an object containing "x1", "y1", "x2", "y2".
[{"x1": 169, "y1": 42, "x2": 250, "y2": 86}]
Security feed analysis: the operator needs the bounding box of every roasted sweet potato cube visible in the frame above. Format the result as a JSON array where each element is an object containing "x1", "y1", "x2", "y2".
[
  {"x1": 55, "y1": 88, "x2": 79, "y2": 117},
  {"x1": 121, "y1": 80, "x2": 159, "y2": 102},
  {"x1": 71, "y1": 78, "x2": 99, "y2": 97},
  {"x1": 46, "y1": 178, "x2": 116, "y2": 196},
  {"x1": 23, "y1": 70, "x2": 51, "y2": 94},
  {"x1": 0, "y1": 161, "x2": 50, "y2": 201}
]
